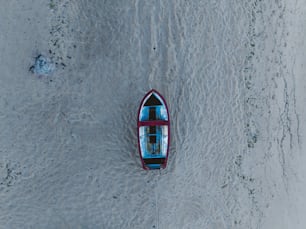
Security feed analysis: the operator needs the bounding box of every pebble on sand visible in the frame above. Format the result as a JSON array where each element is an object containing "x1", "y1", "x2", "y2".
[{"x1": 30, "y1": 55, "x2": 55, "y2": 76}]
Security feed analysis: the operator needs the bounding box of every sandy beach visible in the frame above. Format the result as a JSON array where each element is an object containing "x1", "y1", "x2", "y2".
[{"x1": 1, "y1": 0, "x2": 306, "y2": 228}]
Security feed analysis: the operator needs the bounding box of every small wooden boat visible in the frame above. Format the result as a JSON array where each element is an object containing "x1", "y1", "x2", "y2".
[{"x1": 137, "y1": 89, "x2": 170, "y2": 170}]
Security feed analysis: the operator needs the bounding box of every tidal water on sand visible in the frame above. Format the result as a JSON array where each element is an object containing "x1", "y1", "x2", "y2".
[
  {"x1": 43, "y1": 1, "x2": 251, "y2": 228},
  {"x1": 1, "y1": 0, "x2": 306, "y2": 228}
]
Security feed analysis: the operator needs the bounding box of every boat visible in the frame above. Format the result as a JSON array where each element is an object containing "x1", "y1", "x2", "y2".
[{"x1": 137, "y1": 89, "x2": 170, "y2": 170}]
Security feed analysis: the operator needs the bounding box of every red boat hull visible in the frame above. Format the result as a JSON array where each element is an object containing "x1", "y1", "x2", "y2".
[{"x1": 137, "y1": 89, "x2": 170, "y2": 170}]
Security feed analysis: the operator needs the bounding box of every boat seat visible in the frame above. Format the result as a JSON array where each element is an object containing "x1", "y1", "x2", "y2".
[{"x1": 144, "y1": 158, "x2": 165, "y2": 165}]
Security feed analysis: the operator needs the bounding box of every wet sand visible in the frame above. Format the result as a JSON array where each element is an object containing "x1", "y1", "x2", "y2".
[{"x1": 0, "y1": 1, "x2": 306, "y2": 228}]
